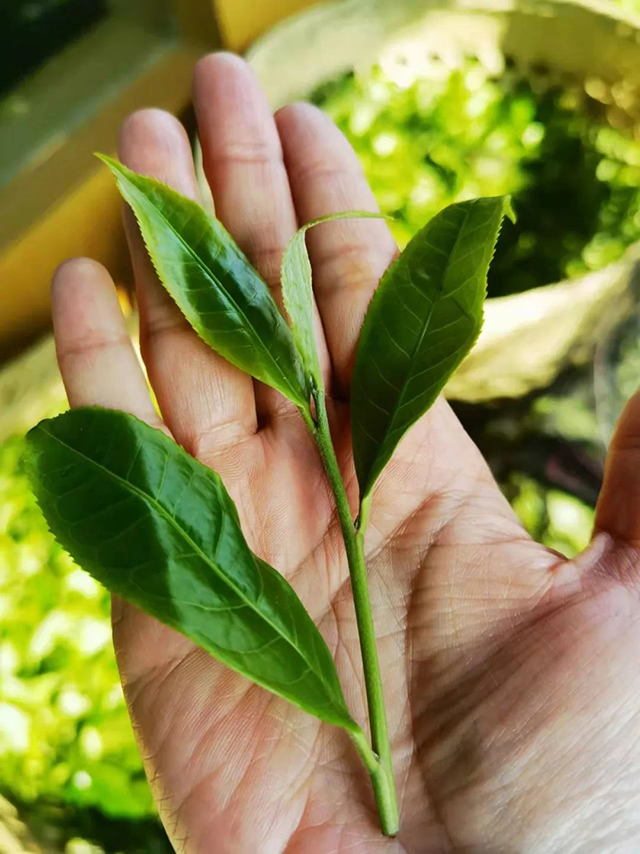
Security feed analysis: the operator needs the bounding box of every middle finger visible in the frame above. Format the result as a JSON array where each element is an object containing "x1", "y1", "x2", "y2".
[{"x1": 193, "y1": 52, "x2": 331, "y2": 422}]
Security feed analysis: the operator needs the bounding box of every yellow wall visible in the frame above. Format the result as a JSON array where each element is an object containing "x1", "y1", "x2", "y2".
[
  {"x1": 0, "y1": 45, "x2": 200, "y2": 356},
  {"x1": 0, "y1": 171, "x2": 127, "y2": 354},
  {"x1": 214, "y1": 0, "x2": 321, "y2": 51},
  {"x1": 0, "y1": 0, "x2": 319, "y2": 353}
]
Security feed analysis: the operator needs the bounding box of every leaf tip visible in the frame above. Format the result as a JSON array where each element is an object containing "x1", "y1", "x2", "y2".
[
  {"x1": 95, "y1": 152, "x2": 119, "y2": 171},
  {"x1": 503, "y1": 195, "x2": 517, "y2": 225},
  {"x1": 95, "y1": 154, "x2": 134, "y2": 192}
]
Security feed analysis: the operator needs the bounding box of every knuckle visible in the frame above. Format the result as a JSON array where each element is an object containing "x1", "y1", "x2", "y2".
[
  {"x1": 206, "y1": 139, "x2": 282, "y2": 169},
  {"x1": 290, "y1": 159, "x2": 364, "y2": 186},
  {"x1": 58, "y1": 332, "x2": 131, "y2": 362},
  {"x1": 142, "y1": 314, "x2": 191, "y2": 347},
  {"x1": 313, "y1": 242, "x2": 380, "y2": 294}
]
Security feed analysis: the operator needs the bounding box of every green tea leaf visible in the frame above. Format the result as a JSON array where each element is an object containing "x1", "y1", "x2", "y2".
[
  {"x1": 281, "y1": 211, "x2": 386, "y2": 390},
  {"x1": 26, "y1": 408, "x2": 359, "y2": 733},
  {"x1": 98, "y1": 155, "x2": 310, "y2": 412},
  {"x1": 352, "y1": 196, "x2": 512, "y2": 500}
]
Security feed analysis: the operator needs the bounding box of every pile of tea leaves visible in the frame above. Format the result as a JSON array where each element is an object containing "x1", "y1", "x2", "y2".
[{"x1": 312, "y1": 60, "x2": 640, "y2": 296}]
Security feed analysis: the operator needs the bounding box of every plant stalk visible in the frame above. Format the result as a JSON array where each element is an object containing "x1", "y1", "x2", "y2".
[{"x1": 303, "y1": 392, "x2": 399, "y2": 836}]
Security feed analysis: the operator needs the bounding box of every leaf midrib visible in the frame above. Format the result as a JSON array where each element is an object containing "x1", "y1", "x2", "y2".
[
  {"x1": 126, "y1": 179, "x2": 305, "y2": 405},
  {"x1": 367, "y1": 205, "x2": 475, "y2": 480},
  {"x1": 38, "y1": 424, "x2": 345, "y2": 710}
]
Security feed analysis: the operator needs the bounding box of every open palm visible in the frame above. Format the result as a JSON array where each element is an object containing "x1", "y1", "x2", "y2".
[{"x1": 52, "y1": 54, "x2": 640, "y2": 853}]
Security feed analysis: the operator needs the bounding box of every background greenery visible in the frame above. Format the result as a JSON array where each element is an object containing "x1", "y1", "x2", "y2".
[
  {"x1": 0, "y1": 437, "x2": 172, "y2": 852},
  {"x1": 312, "y1": 60, "x2": 640, "y2": 294}
]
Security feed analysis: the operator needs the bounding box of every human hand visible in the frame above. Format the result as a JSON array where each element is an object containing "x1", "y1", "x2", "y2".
[{"x1": 51, "y1": 53, "x2": 640, "y2": 853}]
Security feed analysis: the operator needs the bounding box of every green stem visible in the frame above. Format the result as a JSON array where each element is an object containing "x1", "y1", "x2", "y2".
[{"x1": 302, "y1": 392, "x2": 399, "y2": 836}]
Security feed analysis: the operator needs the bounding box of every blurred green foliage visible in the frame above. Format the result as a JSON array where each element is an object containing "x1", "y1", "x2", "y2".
[
  {"x1": 0, "y1": 437, "x2": 170, "y2": 851},
  {"x1": 312, "y1": 62, "x2": 640, "y2": 295},
  {"x1": 0, "y1": 437, "x2": 149, "y2": 817},
  {"x1": 508, "y1": 474, "x2": 594, "y2": 557}
]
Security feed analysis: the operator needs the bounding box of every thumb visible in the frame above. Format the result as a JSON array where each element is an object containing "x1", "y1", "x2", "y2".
[{"x1": 595, "y1": 389, "x2": 640, "y2": 545}]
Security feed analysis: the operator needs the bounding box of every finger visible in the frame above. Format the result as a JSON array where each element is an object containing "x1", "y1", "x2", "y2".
[
  {"x1": 118, "y1": 108, "x2": 257, "y2": 457},
  {"x1": 595, "y1": 389, "x2": 640, "y2": 546},
  {"x1": 52, "y1": 257, "x2": 163, "y2": 429},
  {"x1": 276, "y1": 103, "x2": 397, "y2": 397},
  {"x1": 193, "y1": 52, "x2": 330, "y2": 420},
  {"x1": 51, "y1": 259, "x2": 201, "y2": 712}
]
